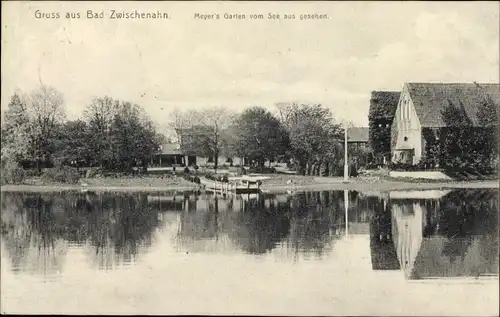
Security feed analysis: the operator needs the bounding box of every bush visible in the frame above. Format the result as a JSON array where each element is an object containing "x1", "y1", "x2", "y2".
[
  {"x1": 24, "y1": 169, "x2": 43, "y2": 177},
  {"x1": 205, "y1": 172, "x2": 229, "y2": 183},
  {"x1": 1, "y1": 160, "x2": 26, "y2": 185},
  {"x1": 86, "y1": 167, "x2": 100, "y2": 178},
  {"x1": 389, "y1": 162, "x2": 426, "y2": 172},
  {"x1": 42, "y1": 166, "x2": 80, "y2": 184},
  {"x1": 183, "y1": 174, "x2": 200, "y2": 184},
  {"x1": 247, "y1": 166, "x2": 276, "y2": 174}
]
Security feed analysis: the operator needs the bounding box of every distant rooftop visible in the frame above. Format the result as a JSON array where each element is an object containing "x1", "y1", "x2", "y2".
[
  {"x1": 347, "y1": 127, "x2": 369, "y2": 143},
  {"x1": 158, "y1": 143, "x2": 183, "y2": 155}
]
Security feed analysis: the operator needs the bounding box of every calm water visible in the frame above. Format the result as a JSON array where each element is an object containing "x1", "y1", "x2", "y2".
[{"x1": 1, "y1": 189, "x2": 498, "y2": 315}]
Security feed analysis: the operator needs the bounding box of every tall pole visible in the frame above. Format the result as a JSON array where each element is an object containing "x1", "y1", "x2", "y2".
[
  {"x1": 344, "y1": 189, "x2": 349, "y2": 239},
  {"x1": 344, "y1": 125, "x2": 349, "y2": 182}
]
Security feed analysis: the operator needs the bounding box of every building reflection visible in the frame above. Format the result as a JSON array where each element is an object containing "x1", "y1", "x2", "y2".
[{"x1": 389, "y1": 189, "x2": 499, "y2": 280}]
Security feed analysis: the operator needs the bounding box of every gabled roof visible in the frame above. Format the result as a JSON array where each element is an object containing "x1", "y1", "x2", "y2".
[
  {"x1": 369, "y1": 91, "x2": 401, "y2": 120},
  {"x1": 406, "y1": 82, "x2": 500, "y2": 127},
  {"x1": 347, "y1": 127, "x2": 369, "y2": 143}
]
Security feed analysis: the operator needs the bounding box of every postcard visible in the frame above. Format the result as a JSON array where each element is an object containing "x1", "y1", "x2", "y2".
[{"x1": 1, "y1": 1, "x2": 499, "y2": 316}]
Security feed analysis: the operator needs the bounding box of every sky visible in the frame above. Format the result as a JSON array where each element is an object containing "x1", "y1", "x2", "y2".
[{"x1": 1, "y1": 1, "x2": 499, "y2": 134}]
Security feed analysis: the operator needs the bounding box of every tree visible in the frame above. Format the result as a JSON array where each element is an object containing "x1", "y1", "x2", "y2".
[
  {"x1": 2, "y1": 87, "x2": 66, "y2": 171},
  {"x1": 172, "y1": 106, "x2": 234, "y2": 171},
  {"x1": 26, "y1": 86, "x2": 66, "y2": 170},
  {"x1": 110, "y1": 102, "x2": 162, "y2": 171},
  {"x1": 232, "y1": 107, "x2": 289, "y2": 167},
  {"x1": 440, "y1": 100, "x2": 474, "y2": 170},
  {"x1": 84, "y1": 96, "x2": 119, "y2": 169},
  {"x1": 276, "y1": 103, "x2": 343, "y2": 175},
  {"x1": 52, "y1": 120, "x2": 93, "y2": 167},
  {"x1": 476, "y1": 94, "x2": 499, "y2": 171},
  {"x1": 1, "y1": 93, "x2": 31, "y2": 163},
  {"x1": 83, "y1": 97, "x2": 162, "y2": 172},
  {"x1": 439, "y1": 98, "x2": 498, "y2": 173}
]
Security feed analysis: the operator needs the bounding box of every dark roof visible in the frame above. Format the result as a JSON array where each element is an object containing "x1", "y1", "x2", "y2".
[
  {"x1": 158, "y1": 143, "x2": 183, "y2": 155},
  {"x1": 347, "y1": 127, "x2": 369, "y2": 143},
  {"x1": 369, "y1": 91, "x2": 401, "y2": 120},
  {"x1": 406, "y1": 83, "x2": 500, "y2": 127}
]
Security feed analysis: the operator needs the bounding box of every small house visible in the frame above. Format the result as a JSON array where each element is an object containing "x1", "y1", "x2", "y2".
[
  {"x1": 347, "y1": 127, "x2": 369, "y2": 152},
  {"x1": 347, "y1": 127, "x2": 371, "y2": 168},
  {"x1": 150, "y1": 143, "x2": 196, "y2": 167}
]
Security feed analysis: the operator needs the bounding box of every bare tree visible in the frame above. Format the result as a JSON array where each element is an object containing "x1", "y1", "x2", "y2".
[
  {"x1": 23, "y1": 85, "x2": 66, "y2": 170},
  {"x1": 195, "y1": 106, "x2": 235, "y2": 170},
  {"x1": 169, "y1": 106, "x2": 235, "y2": 171},
  {"x1": 169, "y1": 107, "x2": 196, "y2": 151}
]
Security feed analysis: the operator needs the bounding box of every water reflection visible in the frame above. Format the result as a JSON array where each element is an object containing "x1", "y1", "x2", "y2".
[
  {"x1": 1, "y1": 191, "x2": 163, "y2": 271},
  {"x1": 1, "y1": 189, "x2": 498, "y2": 281},
  {"x1": 390, "y1": 189, "x2": 499, "y2": 280}
]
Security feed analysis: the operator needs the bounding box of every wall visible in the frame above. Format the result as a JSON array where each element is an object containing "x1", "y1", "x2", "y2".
[
  {"x1": 391, "y1": 201, "x2": 425, "y2": 279},
  {"x1": 391, "y1": 84, "x2": 424, "y2": 164},
  {"x1": 389, "y1": 171, "x2": 451, "y2": 180}
]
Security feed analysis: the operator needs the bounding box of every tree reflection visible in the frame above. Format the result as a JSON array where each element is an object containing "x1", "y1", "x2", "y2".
[
  {"x1": 286, "y1": 191, "x2": 345, "y2": 258},
  {"x1": 4, "y1": 188, "x2": 497, "y2": 276},
  {"x1": 438, "y1": 190, "x2": 498, "y2": 273},
  {"x1": 369, "y1": 196, "x2": 400, "y2": 270},
  {"x1": 1, "y1": 192, "x2": 68, "y2": 275},
  {"x1": 228, "y1": 195, "x2": 290, "y2": 254},
  {"x1": 1, "y1": 191, "x2": 164, "y2": 273},
  {"x1": 175, "y1": 191, "x2": 350, "y2": 257}
]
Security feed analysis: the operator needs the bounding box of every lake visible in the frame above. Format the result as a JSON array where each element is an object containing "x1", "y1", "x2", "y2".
[{"x1": 1, "y1": 189, "x2": 498, "y2": 315}]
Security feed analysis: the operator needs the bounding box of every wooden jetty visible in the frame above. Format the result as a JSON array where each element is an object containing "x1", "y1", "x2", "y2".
[{"x1": 198, "y1": 176, "x2": 262, "y2": 194}]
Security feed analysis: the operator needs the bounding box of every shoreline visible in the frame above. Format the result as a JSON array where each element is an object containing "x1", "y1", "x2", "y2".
[
  {"x1": 1, "y1": 179, "x2": 498, "y2": 193},
  {"x1": 261, "y1": 180, "x2": 499, "y2": 193}
]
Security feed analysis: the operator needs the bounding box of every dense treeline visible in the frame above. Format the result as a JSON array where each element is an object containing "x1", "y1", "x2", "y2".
[
  {"x1": 171, "y1": 103, "x2": 351, "y2": 176},
  {"x1": 2, "y1": 86, "x2": 356, "y2": 183},
  {"x1": 1, "y1": 86, "x2": 164, "y2": 183}
]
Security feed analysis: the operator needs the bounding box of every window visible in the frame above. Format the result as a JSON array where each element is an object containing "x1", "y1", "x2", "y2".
[
  {"x1": 403, "y1": 103, "x2": 407, "y2": 120},
  {"x1": 400, "y1": 101, "x2": 404, "y2": 121}
]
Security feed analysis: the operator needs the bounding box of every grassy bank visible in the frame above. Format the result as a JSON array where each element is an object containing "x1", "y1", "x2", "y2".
[
  {"x1": 1, "y1": 176, "x2": 200, "y2": 193},
  {"x1": 1, "y1": 174, "x2": 498, "y2": 193}
]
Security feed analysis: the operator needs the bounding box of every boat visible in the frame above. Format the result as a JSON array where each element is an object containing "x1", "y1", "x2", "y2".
[{"x1": 198, "y1": 176, "x2": 262, "y2": 194}]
